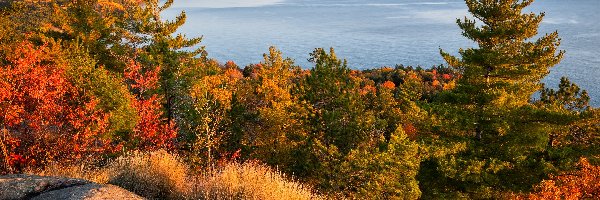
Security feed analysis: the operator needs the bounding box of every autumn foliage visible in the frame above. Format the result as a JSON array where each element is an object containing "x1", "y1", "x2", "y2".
[
  {"x1": 0, "y1": 41, "x2": 111, "y2": 172},
  {"x1": 124, "y1": 61, "x2": 176, "y2": 151},
  {"x1": 382, "y1": 80, "x2": 396, "y2": 89},
  {"x1": 0, "y1": 42, "x2": 177, "y2": 173},
  {"x1": 525, "y1": 158, "x2": 600, "y2": 199},
  {"x1": 1, "y1": 1, "x2": 599, "y2": 199}
]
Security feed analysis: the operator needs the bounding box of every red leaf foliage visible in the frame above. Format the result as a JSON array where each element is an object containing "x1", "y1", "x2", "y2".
[
  {"x1": 403, "y1": 123, "x2": 418, "y2": 140},
  {"x1": 0, "y1": 41, "x2": 111, "y2": 173},
  {"x1": 442, "y1": 74, "x2": 452, "y2": 80},
  {"x1": 124, "y1": 61, "x2": 176, "y2": 151}
]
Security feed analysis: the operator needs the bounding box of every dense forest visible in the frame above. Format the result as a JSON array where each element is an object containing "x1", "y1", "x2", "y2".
[{"x1": 0, "y1": 0, "x2": 599, "y2": 199}]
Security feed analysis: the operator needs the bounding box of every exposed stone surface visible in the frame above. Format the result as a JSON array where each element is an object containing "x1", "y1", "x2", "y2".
[
  {"x1": 0, "y1": 174, "x2": 144, "y2": 200},
  {"x1": 0, "y1": 174, "x2": 88, "y2": 199},
  {"x1": 31, "y1": 183, "x2": 144, "y2": 200}
]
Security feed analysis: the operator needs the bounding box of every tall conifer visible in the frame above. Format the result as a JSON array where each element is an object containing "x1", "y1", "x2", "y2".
[
  {"x1": 441, "y1": 0, "x2": 563, "y2": 139},
  {"x1": 421, "y1": 0, "x2": 569, "y2": 197},
  {"x1": 129, "y1": 0, "x2": 204, "y2": 122}
]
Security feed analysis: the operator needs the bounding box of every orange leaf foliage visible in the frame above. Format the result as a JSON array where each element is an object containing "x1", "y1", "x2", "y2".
[
  {"x1": 0, "y1": 41, "x2": 111, "y2": 173},
  {"x1": 360, "y1": 85, "x2": 376, "y2": 95},
  {"x1": 525, "y1": 157, "x2": 600, "y2": 199},
  {"x1": 382, "y1": 81, "x2": 396, "y2": 89}
]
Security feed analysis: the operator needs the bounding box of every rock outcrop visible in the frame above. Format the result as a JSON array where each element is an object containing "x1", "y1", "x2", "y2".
[{"x1": 0, "y1": 174, "x2": 144, "y2": 200}]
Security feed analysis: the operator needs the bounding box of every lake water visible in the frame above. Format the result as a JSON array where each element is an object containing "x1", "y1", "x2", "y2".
[{"x1": 165, "y1": 0, "x2": 600, "y2": 106}]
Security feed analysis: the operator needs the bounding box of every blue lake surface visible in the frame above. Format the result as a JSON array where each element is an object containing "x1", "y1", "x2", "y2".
[{"x1": 165, "y1": 0, "x2": 600, "y2": 106}]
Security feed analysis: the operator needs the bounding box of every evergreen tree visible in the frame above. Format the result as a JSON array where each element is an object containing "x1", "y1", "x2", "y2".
[
  {"x1": 535, "y1": 78, "x2": 599, "y2": 169},
  {"x1": 422, "y1": 0, "x2": 572, "y2": 197},
  {"x1": 296, "y1": 48, "x2": 424, "y2": 198},
  {"x1": 440, "y1": 0, "x2": 563, "y2": 139},
  {"x1": 539, "y1": 77, "x2": 590, "y2": 112},
  {"x1": 127, "y1": 0, "x2": 204, "y2": 123},
  {"x1": 33, "y1": 0, "x2": 137, "y2": 71},
  {"x1": 301, "y1": 48, "x2": 370, "y2": 154}
]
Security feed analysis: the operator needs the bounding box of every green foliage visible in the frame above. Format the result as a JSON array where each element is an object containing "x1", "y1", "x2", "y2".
[
  {"x1": 1, "y1": 0, "x2": 599, "y2": 199},
  {"x1": 420, "y1": 0, "x2": 600, "y2": 198},
  {"x1": 440, "y1": 0, "x2": 564, "y2": 135},
  {"x1": 301, "y1": 48, "x2": 368, "y2": 154},
  {"x1": 534, "y1": 78, "x2": 600, "y2": 171},
  {"x1": 35, "y1": 0, "x2": 133, "y2": 71},
  {"x1": 62, "y1": 45, "x2": 138, "y2": 137},
  {"x1": 539, "y1": 77, "x2": 590, "y2": 112},
  {"x1": 288, "y1": 48, "x2": 427, "y2": 198},
  {"x1": 129, "y1": 0, "x2": 204, "y2": 126},
  {"x1": 313, "y1": 128, "x2": 421, "y2": 199}
]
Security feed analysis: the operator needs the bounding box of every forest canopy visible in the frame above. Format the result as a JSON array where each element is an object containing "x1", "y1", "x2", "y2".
[{"x1": 0, "y1": 0, "x2": 598, "y2": 199}]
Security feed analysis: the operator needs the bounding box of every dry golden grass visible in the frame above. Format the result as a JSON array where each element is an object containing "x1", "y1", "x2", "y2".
[
  {"x1": 106, "y1": 150, "x2": 189, "y2": 200},
  {"x1": 29, "y1": 150, "x2": 323, "y2": 200},
  {"x1": 28, "y1": 162, "x2": 110, "y2": 184},
  {"x1": 192, "y1": 161, "x2": 322, "y2": 200}
]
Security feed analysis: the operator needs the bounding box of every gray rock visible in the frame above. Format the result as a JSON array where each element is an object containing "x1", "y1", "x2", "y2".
[
  {"x1": 0, "y1": 174, "x2": 144, "y2": 200},
  {"x1": 32, "y1": 183, "x2": 144, "y2": 200}
]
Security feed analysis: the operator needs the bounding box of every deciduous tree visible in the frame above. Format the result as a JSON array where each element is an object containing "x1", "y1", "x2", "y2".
[
  {"x1": 0, "y1": 41, "x2": 112, "y2": 173},
  {"x1": 124, "y1": 61, "x2": 177, "y2": 151}
]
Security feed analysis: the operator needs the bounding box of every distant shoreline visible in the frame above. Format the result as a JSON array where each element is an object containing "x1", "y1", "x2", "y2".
[{"x1": 170, "y1": 0, "x2": 285, "y2": 9}]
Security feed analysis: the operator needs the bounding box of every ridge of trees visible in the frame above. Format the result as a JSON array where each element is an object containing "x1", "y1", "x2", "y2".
[{"x1": 0, "y1": 0, "x2": 598, "y2": 199}]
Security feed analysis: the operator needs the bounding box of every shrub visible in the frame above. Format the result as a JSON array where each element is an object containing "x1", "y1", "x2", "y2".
[
  {"x1": 106, "y1": 150, "x2": 189, "y2": 200},
  {"x1": 27, "y1": 162, "x2": 110, "y2": 184},
  {"x1": 193, "y1": 161, "x2": 323, "y2": 200},
  {"x1": 29, "y1": 150, "x2": 324, "y2": 200}
]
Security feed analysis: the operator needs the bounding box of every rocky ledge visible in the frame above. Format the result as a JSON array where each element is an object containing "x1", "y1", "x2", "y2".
[{"x1": 0, "y1": 174, "x2": 143, "y2": 200}]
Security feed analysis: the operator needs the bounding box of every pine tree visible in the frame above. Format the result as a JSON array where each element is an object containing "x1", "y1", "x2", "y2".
[
  {"x1": 129, "y1": 0, "x2": 204, "y2": 123},
  {"x1": 421, "y1": 0, "x2": 570, "y2": 197},
  {"x1": 302, "y1": 48, "x2": 368, "y2": 154},
  {"x1": 440, "y1": 0, "x2": 563, "y2": 139},
  {"x1": 296, "y1": 48, "x2": 425, "y2": 198},
  {"x1": 539, "y1": 77, "x2": 590, "y2": 112}
]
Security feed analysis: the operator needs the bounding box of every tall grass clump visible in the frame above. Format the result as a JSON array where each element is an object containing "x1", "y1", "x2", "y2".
[
  {"x1": 27, "y1": 162, "x2": 110, "y2": 184},
  {"x1": 29, "y1": 150, "x2": 324, "y2": 200},
  {"x1": 106, "y1": 150, "x2": 189, "y2": 200},
  {"x1": 193, "y1": 161, "x2": 323, "y2": 200}
]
